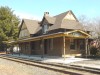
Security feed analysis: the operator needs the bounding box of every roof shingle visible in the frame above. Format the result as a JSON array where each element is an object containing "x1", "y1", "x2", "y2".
[
  {"x1": 19, "y1": 10, "x2": 84, "y2": 35},
  {"x1": 49, "y1": 10, "x2": 83, "y2": 30},
  {"x1": 23, "y1": 19, "x2": 40, "y2": 34}
]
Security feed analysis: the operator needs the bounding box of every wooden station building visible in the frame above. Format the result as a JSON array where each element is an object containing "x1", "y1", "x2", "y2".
[{"x1": 13, "y1": 10, "x2": 91, "y2": 57}]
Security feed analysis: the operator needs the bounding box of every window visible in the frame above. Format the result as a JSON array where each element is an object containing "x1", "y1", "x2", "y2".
[
  {"x1": 42, "y1": 24, "x2": 49, "y2": 34},
  {"x1": 49, "y1": 39, "x2": 53, "y2": 50},
  {"x1": 26, "y1": 44, "x2": 29, "y2": 50},
  {"x1": 70, "y1": 39, "x2": 75, "y2": 50},
  {"x1": 79, "y1": 40, "x2": 85, "y2": 50},
  {"x1": 70, "y1": 39, "x2": 85, "y2": 50}
]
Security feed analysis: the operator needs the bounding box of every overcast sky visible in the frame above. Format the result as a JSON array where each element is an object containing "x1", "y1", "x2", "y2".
[{"x1": 0, "y1": 0, "x2": 100, "y2": 20}]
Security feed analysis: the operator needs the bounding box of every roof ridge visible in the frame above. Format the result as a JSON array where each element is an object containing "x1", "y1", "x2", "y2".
[
  {"x1": 23, "y1": 18, "x2": 40, "y2": 22},
  {"x1": 54, "y1": 10, "x2": 70, "y2": 17}
]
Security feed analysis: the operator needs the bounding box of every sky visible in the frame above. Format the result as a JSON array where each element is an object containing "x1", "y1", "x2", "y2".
[{"x1": 0, "y1": 0, "x2": 100, "y2": 20}]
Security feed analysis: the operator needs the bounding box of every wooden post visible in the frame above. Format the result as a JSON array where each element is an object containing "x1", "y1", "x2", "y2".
[
  {"x1": 19, "y1": 43, "x2": 21, "y2": 56},
  {"x1": 17, "y1": 44, "x2": 19, "y2": 53},
  {"x1": 18, "y1": 43, "x2": 22, "y2": 56},
  {"x1": 85, "y1": 38, "x2": 88, "y2": 58},
  {"x1": 5, "y1": 44, "x2": 7, "y2": 54},
  {"x1": 29, "y1": 42, "x2": 31, "y2": 57},
  {"x1": 63, "y1": 36, "x2": 66, "y2": 60},
  {"x1": 41, "y1": 39, "x2": 44, "y2": 58},
  {"x1": 88, "y1": 44, "x2": 90, "y2": 56},
  {"x1": 12, "y1": 45, "x2": 14, "y2": 55}
]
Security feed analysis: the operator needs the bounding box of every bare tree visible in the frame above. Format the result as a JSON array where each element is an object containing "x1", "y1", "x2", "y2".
[
  {"x1": 93, "y1": 18, "x2": 100, "y2": 39},
  {"x1": 78, "y1": 15, "x2": 100, "y2": 39},
  {"x1": 79, "y1": 15, "x2": 100, "y2": 55}
]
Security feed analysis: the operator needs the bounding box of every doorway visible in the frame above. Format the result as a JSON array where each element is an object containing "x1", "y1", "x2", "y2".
[{"x1": 44, "y1": 39, "x2": 48, "y2": 54}]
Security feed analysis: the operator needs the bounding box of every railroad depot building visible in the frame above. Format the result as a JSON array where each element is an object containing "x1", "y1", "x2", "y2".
[{"x1": 14, "y1": 10, "x2": 91, "y2": 57}]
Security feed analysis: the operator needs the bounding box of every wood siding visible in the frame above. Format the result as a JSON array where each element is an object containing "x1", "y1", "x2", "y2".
[
  {"x1": 63, "y1": 11, "x2": 76, "y2": 20},
  {"x1": 46, "y1": 37, "x2": 63, "y2": 56},
  {"x1": 19, "y1": 22, "x2": 30, "y2": 38},
  {"x1": 31, "y1": 40, "x2": 43, "y2": 55},
  {"x1": 19, "y1": 42, "x2": 31, "y2": 55},
  {"x1": 62, "y1": 38, "x2": 86, "y2": 57},
  {"x1": 19, "y1": 37, "x2": 63, "y2": 56},
  {"x1": 30, "y1": 37, "x2": 63, "y2": 56},
  {"x1": 19, "y1": 37, "x2": 86, "y2": 57}
]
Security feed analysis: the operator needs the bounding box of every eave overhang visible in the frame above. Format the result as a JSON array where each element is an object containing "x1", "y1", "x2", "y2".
[{"x1": 10, "y1": 30, "x2": 91, "y2": 44}]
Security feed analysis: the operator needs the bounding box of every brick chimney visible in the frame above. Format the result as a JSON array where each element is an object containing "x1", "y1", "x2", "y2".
[{"x1": 44, "y1": 12, "x2": 49, "y2": 16}]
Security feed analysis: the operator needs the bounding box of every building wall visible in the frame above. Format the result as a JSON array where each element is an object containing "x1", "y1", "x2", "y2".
[
  {"x1": 30, "y1": 37, "x2": 63, "y2": 56},
  {"x1": 62, "y1": 38, "x2": 86, "y2": 57},
  {"x1": 63, "y1": 11, "x2": 76, "y2": 20},
  {"x1": 31, "y1": 40, "x2": 43, "y2": 55},
  {"x1": 19, "y1": 37, "x2": 86, "y2": 57},
  {"x1": 19, "y1": 42, "x2": 31, "y2": 55},
  {"x1": 46, "y1": 37, "x2": 63, "y2": 56},
  {"x1": 19, "y1": 22, "x2": 30, "y2": 38}
]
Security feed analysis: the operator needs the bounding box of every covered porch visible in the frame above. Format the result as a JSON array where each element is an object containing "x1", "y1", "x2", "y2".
[{"x1": 10, "y1": 30, "x2": 91, "y2": 58}]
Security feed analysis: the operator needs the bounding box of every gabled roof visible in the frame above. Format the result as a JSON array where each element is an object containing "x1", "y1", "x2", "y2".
[
  {"x1": 19, "y1": 19, "x2": 40, "y2": 35},
  {"x1": 49, "y1": 10, "x2": 83, "y2": 30},
  {"x1": 45, "y1": 16, "x2": 56, "y2": 25},
  {"x1": 49, "y1": 20, "x2": 83, "y2": 30},
  {"x1": 40, "y1": 15, "x2": 56, "y2": 26},
  {"x1": 54, "y1": 10, "x2": 78, "y2": 21},
  {"x1": 18, "y1": 10, "x2": 84, "y2": 36},
  {"x1": 65, "y1": 30, "x2": 91, "y2": 36}
]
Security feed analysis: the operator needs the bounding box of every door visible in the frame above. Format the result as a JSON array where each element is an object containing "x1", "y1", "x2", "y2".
[{"x1": 44, "y1": 39, "x2": 48, "y2": 54}]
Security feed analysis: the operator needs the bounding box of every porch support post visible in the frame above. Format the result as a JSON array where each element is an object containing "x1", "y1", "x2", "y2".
[
  {"x1": 41, "y1": 38, "x2": 44, "y2": 58},
  {"x1": 5, "y1": 44, "x2": 7, "y2": 54},
  {"x1": 85, "y1": 38, "x2": 88, "y2": 58},
  {"x1": 17, "y1": 44, "x2": 19, "y2": 54},
  {"x1": 63, "y1": 36, "x2": 66, "y2": 60},
  {"x1": 19, "y1": 43, "x2": 20, "y2": 56},
  {"x1": 88, "y1": 43, "x2": 90, "y2": 56},
  {"x1": 29, "y1": 42, "x2": 31, "y2": 57},
  {"x1": 11, "y1": 45, "x2": 14, "y2": 55}
]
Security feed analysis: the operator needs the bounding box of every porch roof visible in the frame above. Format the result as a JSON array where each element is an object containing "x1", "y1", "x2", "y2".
[{"x1": 10, "y1": 30, "x2": 91, "y2": 44}]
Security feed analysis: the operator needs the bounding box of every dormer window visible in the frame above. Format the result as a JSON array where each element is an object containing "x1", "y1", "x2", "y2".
[{"x1": 42, "y1": 24, "x2": 49, "y2": 34}]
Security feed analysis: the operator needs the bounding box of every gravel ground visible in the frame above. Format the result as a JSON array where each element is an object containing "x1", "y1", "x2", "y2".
[{"x1": 0, "y1": 58, "x2": 68, "y2": 75}]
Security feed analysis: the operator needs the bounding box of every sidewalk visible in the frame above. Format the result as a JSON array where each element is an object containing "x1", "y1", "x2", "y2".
[{"x1": 6, "y1": 54, "x2": 89, "y2": 63}]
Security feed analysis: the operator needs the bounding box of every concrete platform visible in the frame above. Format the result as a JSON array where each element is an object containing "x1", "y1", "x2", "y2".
[{"x1": 4, "y1": 54, "x2": 100, "y2": 69}]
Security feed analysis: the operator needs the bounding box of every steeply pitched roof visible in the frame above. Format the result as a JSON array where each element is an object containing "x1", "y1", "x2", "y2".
[
  {"x1": 19, "y1": 19, "x2": 40, "y2": 35},
  {"x1": 49, "y1": 20, "x2": 83, "y2": 30},
  {"x1": 40, "y1": 15, "x2": 56, "y2": 26},
  {"x1": 61, "y1": 20, "x2": 83, "y2": 29},
  {"x1": 49, "y1": 10, "x2": 83, "y2": 30},
  {"x1": 18, "y1": 10, "x2": 83, "y2": 36},
  {"x1": 45, "y1": 16, "x2": 56, "y2": 24}
]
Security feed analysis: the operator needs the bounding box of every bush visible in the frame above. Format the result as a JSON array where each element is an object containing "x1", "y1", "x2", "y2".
[{"x1": 90, "y1": 46, "x2": 98, "y2": 55}]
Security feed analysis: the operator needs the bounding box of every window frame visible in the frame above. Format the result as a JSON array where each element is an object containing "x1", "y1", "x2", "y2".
[
  {"x1": 70, "y1": 39, "x2": 76, "y2": 50},
  {"x1": 79, "y1": 40, "x2": 85, "y2": 50},
  {"x1": 42, "y1": 24, "x2": 49, "y2": 34}
]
